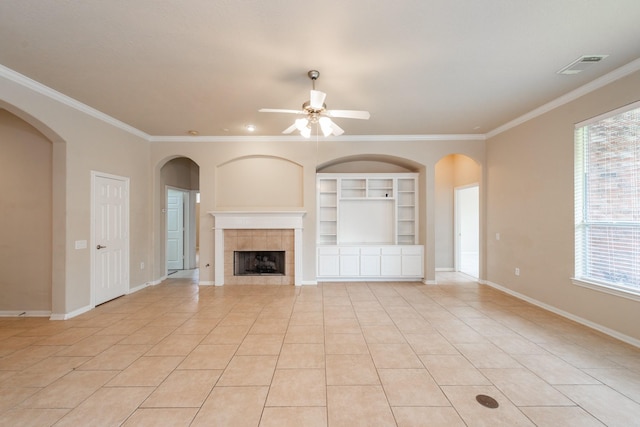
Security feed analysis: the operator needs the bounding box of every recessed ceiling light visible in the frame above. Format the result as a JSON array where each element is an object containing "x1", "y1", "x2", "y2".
[
  {"x1": 187, "y1": 130, "x2": 199, "y2": 135},
  {"x1": 246, "y1": 124, "x2": 256, "y2": 132}
]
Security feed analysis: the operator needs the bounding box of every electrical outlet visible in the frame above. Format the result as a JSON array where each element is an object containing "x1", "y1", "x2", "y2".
[
  {"x1": 495, "y1": 233, "x2": 500, "y2": 241},
  {"x1": 140, "y1": 262, "x2": 145, "y2": 270},
  {"x1": 515, "y1": 267, "x2": 520, "y2": 276}
]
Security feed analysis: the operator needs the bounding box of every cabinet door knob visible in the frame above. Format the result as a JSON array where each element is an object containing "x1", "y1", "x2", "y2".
[{"x1": 96, "y1": 245, "x2": 107, "y2": 250}]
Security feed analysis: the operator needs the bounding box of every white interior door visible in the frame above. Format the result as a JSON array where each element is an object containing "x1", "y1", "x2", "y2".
[
  {"x1": 92, "y1": 172, "x2": 129, "y2": 305},
  {"x1": 167, "y1": 188, "x2": 186, "y2": 270},
  {"x1": 455, "y1": 185, "x2": 479, "y2": 278}
]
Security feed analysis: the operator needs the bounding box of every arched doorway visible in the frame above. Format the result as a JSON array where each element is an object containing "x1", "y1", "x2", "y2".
[{"x1": 159, "y1": 157, "x2": 200, "y2": 276}]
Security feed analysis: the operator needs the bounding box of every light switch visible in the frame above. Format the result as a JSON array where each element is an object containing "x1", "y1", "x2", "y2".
[{"x1": 75, "y1": 240, "x2": 87, "y2": 249}]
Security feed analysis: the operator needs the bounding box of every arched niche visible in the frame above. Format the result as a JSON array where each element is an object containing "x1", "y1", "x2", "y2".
[
  {"x1": 0, "y1": 103, "x2": 66, "y2": 315},
  {"x1": 317, "y1": 154, "x2": 422, "y2": 173},
  {"x1": 216, "y1": 155, "x2": 303, "y2": 209}
]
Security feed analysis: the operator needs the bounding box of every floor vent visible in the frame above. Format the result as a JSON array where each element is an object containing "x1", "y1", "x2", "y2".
[{"x1": 476, "y1": 394, "x2": 499, "y2": 409}]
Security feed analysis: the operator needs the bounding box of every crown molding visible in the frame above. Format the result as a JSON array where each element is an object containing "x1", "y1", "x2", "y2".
[
  {"x1": 0, "y1": 64, "x2": 151, "y2": 140},
  {"x1": 4, "y1": 57, "x2": 639, "y2": 143},
  {"x1": 148, "y1": 134, "x2": 486, "y2": 143},
  {"x1": 486, "y1": 57, "x2": 640, "y2": 139}
]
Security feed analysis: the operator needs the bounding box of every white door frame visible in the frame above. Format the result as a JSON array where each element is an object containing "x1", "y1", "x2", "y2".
[
  {"x1": 454, "y1": 183, "x2": 479, "y2": 277},
  {"x1": 165, "y1": 186, "x2": 196, "y2": 273},
  {"x1": 90, "y1": 171, "x2": 130, "y2": 307}
]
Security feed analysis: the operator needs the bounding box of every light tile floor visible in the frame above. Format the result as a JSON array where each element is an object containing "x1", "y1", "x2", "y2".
[{"x1": 1, "y1": 271, "x2": 640, "y2": 426}]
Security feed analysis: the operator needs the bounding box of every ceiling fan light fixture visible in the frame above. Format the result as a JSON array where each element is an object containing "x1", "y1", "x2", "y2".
[
  {"x1": 295, "y1": 117, "x2": 309, "y2": 131},
  {"x1": 259, "y1": 69, "x2": 369, "y2": 137},
  {"x1": 319, "y1": 117, "x2": 333, "y2": 137},
  {"x1": 300, "y1": 126, "x2": 311, "y2": 138}
]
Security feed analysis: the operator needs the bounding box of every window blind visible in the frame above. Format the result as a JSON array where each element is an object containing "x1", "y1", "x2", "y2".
[{"x1": 575, "y1": 102, "x2": 640, "y2": 294}]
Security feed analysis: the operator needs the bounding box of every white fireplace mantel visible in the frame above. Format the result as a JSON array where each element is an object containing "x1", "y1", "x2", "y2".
[{"x1": 209, "y1": 211, "x2": 306, "y2": 286}]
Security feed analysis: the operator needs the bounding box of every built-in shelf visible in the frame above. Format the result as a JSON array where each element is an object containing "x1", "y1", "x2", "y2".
[{"x1": 316, "y1": 173, "x2": 422, "y2": 280}]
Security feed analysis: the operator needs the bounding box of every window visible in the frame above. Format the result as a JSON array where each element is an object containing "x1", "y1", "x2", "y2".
[{"x1": 574, "y1": 101, "x2": 640, "y2": 299}]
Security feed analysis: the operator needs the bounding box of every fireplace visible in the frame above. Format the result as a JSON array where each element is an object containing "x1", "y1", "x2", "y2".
[
  {"x1": 210, "y1": 211, "x2": 306, "y2": 286},
  {"x1": 234, "y1": 251, "x2": 285, "y2": 276}
]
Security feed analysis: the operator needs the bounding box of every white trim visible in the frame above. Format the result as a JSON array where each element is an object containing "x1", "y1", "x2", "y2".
[
  {"x1": 435, "y1": 268, "x2": 455, "y2": 272},
  {"x1": 481, "y1": 280, "x2": 640, "y2": 349},
  {"x1": 3, "y1": 57, "x2": 640, "y2": 143},
  {"x1": 575, "y1": 99, "x2": 640, "y2": 128},
  {"x1": 301, "y1": 280, "x2": 318, "y2": 286},
  {"x1": 0, "y1": 311, "x2": 51, "y2": 317},
  {"x1": 423, "y1": 279, "x2": 437, "y2": 285},
  {"x1": 0, "y1": 64, "x2": 151, "y2": 140},
  {"x1": 150, "y1": 134, "x2": 486, "y2": 143},
  {"x1": 199, "y1": 281, "x2": 215, "y2": 286},
  {"x1": 571, "y1": 278, "x2": 640, "y2": 303},
  {"x1": 50, "y1": 304, "x2": 93, "y2": 320},
  {"x1": 128, "y1": 282, "x2": 151, "y2": 294},
  {"x1": 487, "y1": 57, "x2": 640, "y2": 138}
]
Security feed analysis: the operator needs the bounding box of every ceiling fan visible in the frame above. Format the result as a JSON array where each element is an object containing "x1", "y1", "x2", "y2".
[{"x1": 259, "y1": 70, "x2": 370, "y2": 138}]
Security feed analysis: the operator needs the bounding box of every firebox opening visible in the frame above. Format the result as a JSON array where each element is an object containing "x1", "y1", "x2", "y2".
[{"x1": 234, "y1": 251, "x2": 286, "y2": 276}]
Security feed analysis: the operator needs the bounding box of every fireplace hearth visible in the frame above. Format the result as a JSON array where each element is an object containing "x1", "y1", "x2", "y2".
[{"x1": 234, "y1": 251, "x2": 285, "y2": 276}]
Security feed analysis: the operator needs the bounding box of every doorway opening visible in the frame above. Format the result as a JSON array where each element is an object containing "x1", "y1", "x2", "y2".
[
  {"x1": 161, "y1": 157, "x2": 200, "y2": 278},
  {"x1": 455, "y1": 184, "x2": 479, "y2": 278}
]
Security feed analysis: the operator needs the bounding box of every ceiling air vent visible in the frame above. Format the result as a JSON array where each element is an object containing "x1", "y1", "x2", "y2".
[{"x1": 557, "y1": 55, "x2": 608, "y2": 75}]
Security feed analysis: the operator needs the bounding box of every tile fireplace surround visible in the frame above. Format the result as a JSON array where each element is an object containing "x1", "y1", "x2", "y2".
[{"x1": 210, "y1": 211, "x2": 306, "y2": 286}]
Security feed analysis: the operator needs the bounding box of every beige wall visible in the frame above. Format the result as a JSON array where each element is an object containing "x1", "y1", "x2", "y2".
[
  {"x1": 216, "y1": 156, "x2": 303, "y2": 209},
  {"x1": 149, "y1": 138, "x2": 485, "y2": 284},
  {"x1": 0, "y1": 110, "x2": 52, "y2": 312},
  {"x1": 1, "y1": 72, "x2": 152, "y2": 317},
  {"x1": 486, "y1": 69, "x2": 640, "y2": 342},
  {"x1": 3, "y1": 59, "x2": 637, "y2": 344}
]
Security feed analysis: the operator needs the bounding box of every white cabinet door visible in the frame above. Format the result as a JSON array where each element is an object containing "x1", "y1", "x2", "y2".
[
  {"x1": 318, "y1": 247, "x2": 340, "y2": 276},
  {"x1": 401, "y1": 251, "x2": 423, "y2": 277},
  {"x1": 381, "y1": 256, "x2": 401, "y2": 275},
  {"x1": 340, "y1": 255, "x2": 360, "y2": 276},
  {"x1": 360, "y1": 247, "x2": 380, "y2": 276},
  {"x1": 380, "y1": 246, "x2": 401, "y2": 276},
  {"x1": 339, "y1": 247, "x2": 360, "y2": 276}
]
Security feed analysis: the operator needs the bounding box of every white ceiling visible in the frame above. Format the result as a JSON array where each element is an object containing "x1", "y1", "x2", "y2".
[{"x1": 1, "y1": 0, "x2": 640, "y2": 137}]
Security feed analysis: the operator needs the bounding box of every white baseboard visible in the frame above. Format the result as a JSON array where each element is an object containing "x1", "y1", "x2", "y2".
[
  {"x1": 0, "y1": 310, "x2": 51, "y2": 317},
  {"x1": 128, "y1": 282, "x2": 150, "y2": 294},
  {"x1": 50, "y1": 304, "x2": 93, "y2": 321},
  {"x1": 436, "y1": 268, "x2": 455, "y2": 272},
  {"x1": 423, "y1": 279, "x2": 437, "y2": 285},
  {"x1": 199, "y1": 281, "x2": 215, "y2": 286},
  {"x1": 301, "y1": 280, "x2": 318, "y2": 286},
  {"x1": 481, "y1": 280, "x2": 640, "y2": 349}
]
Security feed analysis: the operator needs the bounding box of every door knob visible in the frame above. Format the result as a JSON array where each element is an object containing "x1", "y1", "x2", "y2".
[{"x1": 96, "y1": 245, "x2": 107, "y2": 250}]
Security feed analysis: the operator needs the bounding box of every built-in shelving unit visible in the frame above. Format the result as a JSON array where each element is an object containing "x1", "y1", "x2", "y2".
[{"x1": 316, "y1": 173, "x2": 422, "y2": 280}]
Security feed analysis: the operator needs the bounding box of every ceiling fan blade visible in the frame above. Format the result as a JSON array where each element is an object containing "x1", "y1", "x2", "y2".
[
  {"x1": 282, "y1": 123, "x2": 297, "y2": 134},
  {"x1": 259, "y1": 108, "x2": 305, "y2": 114},
  {"x1": 310, "y1": 90, "x2": 327, "y2": 109},
  {"x1": 329, "y1": 119, "x2": 344, "y2": 136},
  {"x1": 326, "y1": 109, "x2": 370, "y2": 120}
]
